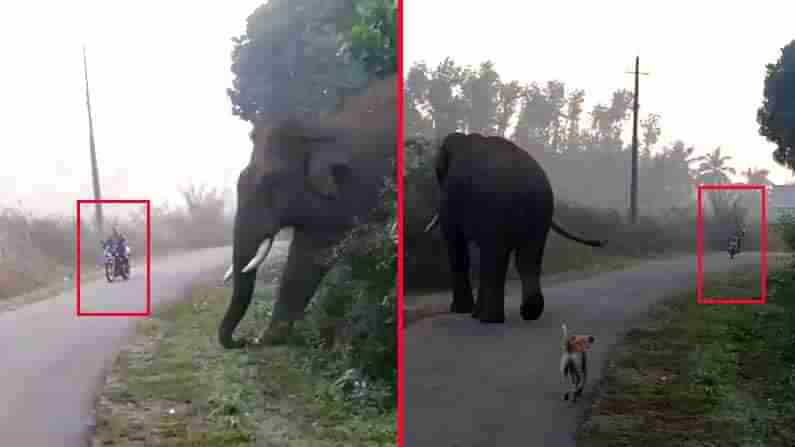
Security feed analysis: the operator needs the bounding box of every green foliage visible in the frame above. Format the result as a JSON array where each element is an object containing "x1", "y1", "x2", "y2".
[
  {"x1": 227, "y1": 0, "x2": 395, "y2": 125},
  {"x1": 772, "y1": 210, "x2": 795, "y2": 252},
  {"x1": 758, "y1": 39, "x2": 795, "y2": 171},
  {"x1": 291, "y1": 167, "x2": 396, "y2": 411},
  {"x1": 346, "y1": 0, "x2": 397, "y2": 78}
]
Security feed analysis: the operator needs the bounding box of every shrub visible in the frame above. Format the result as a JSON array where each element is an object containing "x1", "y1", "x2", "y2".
[
  {"x1": 772, "y1": 211, "x2": 795, "y2": 252},
  {"x1": 292, "y1": 167, "x2": 397, "y2": 411}
]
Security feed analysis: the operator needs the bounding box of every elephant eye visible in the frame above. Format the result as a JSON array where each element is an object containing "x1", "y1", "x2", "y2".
[{"x1": 331, "y1": 164, "x2": 351, "y2": 183}]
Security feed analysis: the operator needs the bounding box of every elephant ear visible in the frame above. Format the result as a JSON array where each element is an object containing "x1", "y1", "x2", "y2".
[
  {"x1": 248, "y1": 118, "x2": 331, "y2": 181},
  {"x1": 306, "y1": 148, "x2": 351, "y2": 200},
  {"x1": 435, "y1": 132, "x2": 471, "y2": 184}
]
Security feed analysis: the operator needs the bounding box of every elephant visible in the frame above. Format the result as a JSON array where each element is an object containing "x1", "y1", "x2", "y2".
[
  {"x1": 218, "y1": 75, "x2": 396, "y2": 349},
  {"x1": 425, "y1": 132, "x2": 607, "y2": 323}
]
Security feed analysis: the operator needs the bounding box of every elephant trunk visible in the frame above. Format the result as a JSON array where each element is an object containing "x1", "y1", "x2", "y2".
[{"x1": 218, "y1": 214, "x2": 276, "y2": 349}]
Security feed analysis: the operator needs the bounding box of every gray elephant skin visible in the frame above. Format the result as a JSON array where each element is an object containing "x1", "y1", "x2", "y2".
[
  {"x1": 219, "y1": 75, "x2": 396, "y2": 349},
  {"x1": 425, "y1": 132, "x2": 607, "y2": 323}
]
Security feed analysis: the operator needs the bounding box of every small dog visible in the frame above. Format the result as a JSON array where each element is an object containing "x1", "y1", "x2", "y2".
[{"x1": 560, "y1": 324, "x2": 595, "y2": 402}]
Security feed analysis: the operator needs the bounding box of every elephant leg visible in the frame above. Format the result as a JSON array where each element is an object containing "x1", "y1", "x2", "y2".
[
  {"x1": 516, "y1": 230, "x2": 548, "y2": 321},
  {"x1": 444, "y1": 226, "x2": 474, "y2": 314},
  {"x1": 476, "y1": 244, "x2": 510, "y2": 323},
  {"x1": 261, "y1": 228, "x2": 342, "y2": 344}
]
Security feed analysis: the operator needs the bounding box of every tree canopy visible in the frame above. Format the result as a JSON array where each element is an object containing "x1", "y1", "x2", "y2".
[
  {"x1": 758, "y1": 39, "x2": 795, "y2": 171},
  {"x1": 227, "y1": 0, "x2": 396, "y2": 125},
  {"x1": 405, "y1": 58, "x2": 774, "y2": 217}
]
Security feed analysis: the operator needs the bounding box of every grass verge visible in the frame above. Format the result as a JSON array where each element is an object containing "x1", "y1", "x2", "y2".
[
  {"x1": 577, "y1": 255, "x2": 795, "y2": 446},
  {"x1": 93, "y1": 285, "x2": 395, "y2": 446}
]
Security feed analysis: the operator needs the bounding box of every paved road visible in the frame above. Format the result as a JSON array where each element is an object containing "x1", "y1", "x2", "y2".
[
  {"x1": 404, "y1": 251, "x2": 780, "y2": 447},
  {"x1": 0, "y1": 242, "x2": 289, "y2": 446}
]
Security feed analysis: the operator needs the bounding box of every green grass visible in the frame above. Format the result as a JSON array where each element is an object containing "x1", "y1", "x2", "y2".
[
  {"x1": 578, "y1": 256, "x2": 795, "y2": 447},
  {"x1": 93, "y1": 285, "x2": 395, "y2": 446}
]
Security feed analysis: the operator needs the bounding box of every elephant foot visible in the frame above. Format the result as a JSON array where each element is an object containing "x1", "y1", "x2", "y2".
[
  {"x1": 520, "y1": 293, "x2": 544, "y2": 321},
  {"x1": 470, "y1": 299, "x2": 482, "y2": 319},
  {"x1": 255, "y1": 321, "x2": 293, "y2": 346},
  {"x1": 449, "y1": 298, "x2": 473, "y2": 314}
]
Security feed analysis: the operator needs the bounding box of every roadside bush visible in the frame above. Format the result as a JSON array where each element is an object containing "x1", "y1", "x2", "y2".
[
  {"x1": 0, "y1": 207, "x2": 64, "y2": 298},
  {"x1": 292, "y1": 169, "x2": 397, "y2": 411},
  {"x1": 772, "y1": 211, "x2": 795, "y2": 252}
]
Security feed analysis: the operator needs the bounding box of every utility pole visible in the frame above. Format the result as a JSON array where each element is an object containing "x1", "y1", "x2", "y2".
[
  {"x1": 626, "y1": 56, "x2": 649, "y2": 224},
  {"x1": 83, "y1": 45, "x2": 104, "y2": 234}
]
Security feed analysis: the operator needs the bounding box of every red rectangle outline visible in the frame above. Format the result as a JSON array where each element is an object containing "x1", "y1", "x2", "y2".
[
  {"x1": 76, "y1": 199, "x2": 151, "y2": 316},
  {"x1": 696, "y1": 184, "x2": 767, "y2": 304},
  {"x1": 396, "y1": 0, "x2": 404, "y2": 445}
]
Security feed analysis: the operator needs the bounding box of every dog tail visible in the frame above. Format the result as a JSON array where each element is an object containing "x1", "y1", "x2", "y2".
[{"x1": 562, "y1": 324, "x2": 568, "y2": 349}]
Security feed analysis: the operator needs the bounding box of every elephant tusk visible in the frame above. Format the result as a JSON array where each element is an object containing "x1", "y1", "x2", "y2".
[
  {"x1": 242, "y1": 237, "x2": 274, "y2": 274},
  {"x1": 222, "y1": 264, "x2": 233, "y2": 284},
  {"x1": 424, "y1": 213, "x2": 439, "y2": 233}
]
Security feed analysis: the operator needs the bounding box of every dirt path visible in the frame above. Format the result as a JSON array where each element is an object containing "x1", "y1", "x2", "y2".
[
  {"x1": 0, "y1": 242, "x2": 290, "y2": 446},
  {"x1": 403, "y1": 251, "x2": 785, "y2": 447}
]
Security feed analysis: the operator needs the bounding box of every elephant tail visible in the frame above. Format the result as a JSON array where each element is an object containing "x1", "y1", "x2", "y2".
[{"x1": 550, "y1": 220, "x2": 607, "y2": 247}]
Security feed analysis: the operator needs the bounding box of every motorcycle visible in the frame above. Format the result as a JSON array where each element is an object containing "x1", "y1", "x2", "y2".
[
  {"x1": 727, "y1": 237, "x2": 739, "y2": 259},
  {"x1": 103, "y1": 242, "x2": 131, "y2": 282}
]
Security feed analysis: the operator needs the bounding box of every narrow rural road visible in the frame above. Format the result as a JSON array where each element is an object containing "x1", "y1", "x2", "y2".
[
  {"x1": 0, "y1": 242, "x2": 289, "y2": 446},
  {"x1": 404, "y1": 251, "x2": 781, "y2": 447}
]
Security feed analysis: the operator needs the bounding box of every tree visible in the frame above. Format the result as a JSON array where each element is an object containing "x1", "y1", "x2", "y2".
[
  {"x1": 424, "y1": 58, "x2": 468, "y2": 140},
  {"x1": 512, "y1": 81, "x2": 566, "y2": 156},
  {"x1": 694, "y1": 146, "x2": 736, "y2": 184},
  {"x1": 694, "y1": 146, "x2": 740, "y2": 223},
  {"x1": 741, "y1": 167, "x2": 774, "y2": 186},
  {"x1": 563, "y1": 89, "x2": 586, "y2": 154},
  {"x1": 495, "y1": 80, "x2": 522, "y2": 137},
  {"x1": 345, "y1": 0, "x2": 397, "y2": 78},
  {"x1": 227, "y1": 0, "x2": 396, "y2": 125},
  {"x1": 640, "y1": 113, "x2": 661, "y2": 160},
  {"x1": 663, "y1": 141, "x2": 699, "y2": 203},
  {"x1": 404, "y1": 62, "x2": 433, "y2": 138},
  {"x1": 460, "y1": 61, "x2": 500, "y2": 135},
  {"x1": 758, "y1": 39, "x2": 795, "y2": 171},
  {"x1": 639, "y1": 140, "x2": 698, "y2": 212}
]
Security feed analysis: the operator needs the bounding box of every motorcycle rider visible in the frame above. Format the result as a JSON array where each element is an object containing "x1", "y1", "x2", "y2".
[
  {"x1": 738, "y1": 227, "x2": 746, "y2": 253},
  {"x1": 104, "y1": 225, "x2": 129, "y2": 260},
  {"x1": 727, "y1": 226, "x2": 745, "y2": 257}
]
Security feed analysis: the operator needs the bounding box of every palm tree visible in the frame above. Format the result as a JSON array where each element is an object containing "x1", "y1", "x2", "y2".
[
  {"x1": 741, "y1": 167, "x2": 774, "y2": 186},
  {"x1": 694, "y1": 147, "x2": 738, "y2": 222},
  {"x1": 694, "y1": 146, "x2": 736, "y2": 184}
]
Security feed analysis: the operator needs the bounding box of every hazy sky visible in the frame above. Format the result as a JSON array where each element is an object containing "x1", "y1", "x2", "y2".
[
  {"x1": 405, "y1": 0, "x2": 795, "y2": 185},
  {"x1": 0, "y1": 1, "x2": 264, "y2": 216}
]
